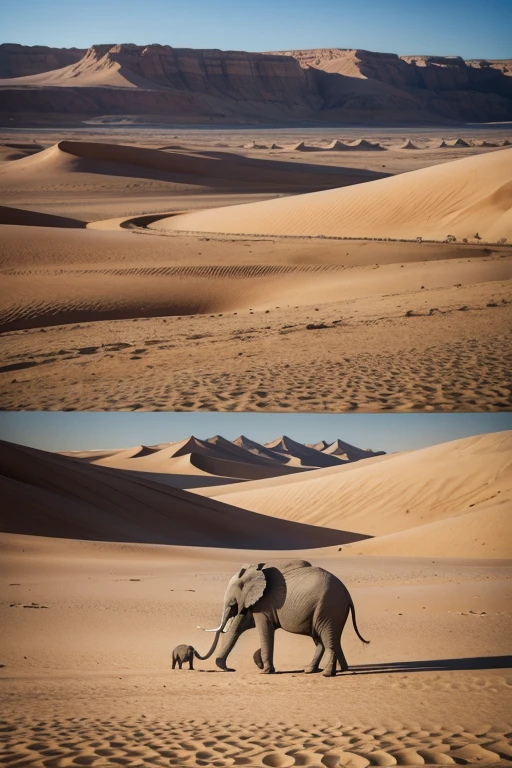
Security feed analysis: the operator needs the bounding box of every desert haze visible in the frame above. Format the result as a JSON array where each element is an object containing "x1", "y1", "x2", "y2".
[{"x1": 1, "y1": 429, "x2": 511, "y2": 765}]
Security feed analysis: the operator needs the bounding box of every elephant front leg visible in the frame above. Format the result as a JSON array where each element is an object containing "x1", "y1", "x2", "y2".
[
  {"x1": 304, "y1": 639, "x2": 324, "y2": 674},
  {"x1": 256, "y1": 615, "x2": 275, "y2": 674}
]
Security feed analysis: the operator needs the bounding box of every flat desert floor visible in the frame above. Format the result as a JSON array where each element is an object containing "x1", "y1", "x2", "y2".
[
  {"x1": 0, "y1": 126, "x2": 511, "y2": 411},
  {"x1": 1, "y1": 537, "x2": 511, "y2": 768}
]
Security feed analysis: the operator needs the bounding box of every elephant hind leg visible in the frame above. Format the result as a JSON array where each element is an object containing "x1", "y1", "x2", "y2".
[
  {"x1": 336, "y1": 644, "x2": 349, "y2": 673},
  {"x1": 304, "y1": 638, "x2": 324, "y2": 674},
  {"x1": 321, "y1": 648, "x2": 337, "y2": 677},
  {"x1": 255, "y1": 615, "x2": 275, "y2": 674},
  {"x1": 323, "y1": 640, "x2": 348, "y2": 676}
]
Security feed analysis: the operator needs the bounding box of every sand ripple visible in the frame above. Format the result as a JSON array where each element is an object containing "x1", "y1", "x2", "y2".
[{"x1": 1, "y1": 719, "x2": 511, "y2": 767}]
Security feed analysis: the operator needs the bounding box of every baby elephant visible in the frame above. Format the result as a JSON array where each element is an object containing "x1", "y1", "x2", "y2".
[{"x1": 172, "y1": 644, "x2": 197, "y2": 670}]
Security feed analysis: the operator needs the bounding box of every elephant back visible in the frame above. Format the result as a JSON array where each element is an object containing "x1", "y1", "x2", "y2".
[{"x1": 261, "y1": 559, "x2": 311, "y2": 574}]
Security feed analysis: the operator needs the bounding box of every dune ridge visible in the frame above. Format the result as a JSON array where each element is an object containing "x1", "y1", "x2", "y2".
[
  {"x1": 155, "y1": 148, "x2": 512, "y2": 242},
  {"x1": 213, "y1": 432, "x2": 512, "y2": 558},
  {"x1": 65, "y1": 433, "x2": 383, "y2": 486},
  {"x1": 0, "y1": 440, "x2": 366, "y2": 549},
  {"x1": 0, "y1": 139, "x2": 387, "y2": 194}
]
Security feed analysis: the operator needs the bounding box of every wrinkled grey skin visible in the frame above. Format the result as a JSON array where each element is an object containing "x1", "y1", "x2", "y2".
[{"x1": 198, "y1": 559, "x2": 369, "y2": 677}]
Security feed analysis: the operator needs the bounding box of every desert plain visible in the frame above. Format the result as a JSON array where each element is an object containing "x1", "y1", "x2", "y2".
[
  {"x1": 0, "y1": 124, "x2": 511, "y2": 412},
  {"x1": 1, "y1": 428, "x2": 511, "y2": 766}
]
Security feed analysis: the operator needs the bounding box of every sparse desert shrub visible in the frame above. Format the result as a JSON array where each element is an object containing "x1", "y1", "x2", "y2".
[
  {"x1": 474, "y1": 232, "x2": 481, "y2": 240},
  {"x1": 445, "y1": 234, "x2": 457, "y2": 243},
  {"x1": 497, "y1": 237, "x2": 508, "y2": 244}
]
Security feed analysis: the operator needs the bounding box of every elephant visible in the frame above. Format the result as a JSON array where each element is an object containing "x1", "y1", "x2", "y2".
[
  {"x1": 171, "y1": 637, "x2": 223, "y2": 670},
  {"x1": 172, "y1": 644, "x2": 197, "y2": 670},
  {"x1": 197, "y1": 559, "x2": 369, "y2": 677}
]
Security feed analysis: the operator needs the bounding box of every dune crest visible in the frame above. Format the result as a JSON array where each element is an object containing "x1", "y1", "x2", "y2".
[
  {"x1": 0, "y1": 440, "x2": 366, "y2": 548},
  {"x1": 0, "y1": 139, "x2": 387, "y2": 193},
  {"x1": 158, "y1": 148, "x2": 512, "y2": 242},
  {"x1": 213, "y1": 431, "x2": 512, "y2": 558}
]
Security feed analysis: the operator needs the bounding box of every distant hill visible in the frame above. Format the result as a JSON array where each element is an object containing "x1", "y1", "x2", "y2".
[{"x1": 1, "y1": 43, "x2": 511, "y2": 126}]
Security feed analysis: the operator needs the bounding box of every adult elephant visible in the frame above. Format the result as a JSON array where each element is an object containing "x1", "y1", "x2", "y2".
[{"x1": 197, "y1": 559, "x2": 369, "y2": 677}]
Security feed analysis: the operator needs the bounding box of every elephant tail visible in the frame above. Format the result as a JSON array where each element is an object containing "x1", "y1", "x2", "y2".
[{"x1": 349, "y1": 600, "x2": 370, "y2": 644}]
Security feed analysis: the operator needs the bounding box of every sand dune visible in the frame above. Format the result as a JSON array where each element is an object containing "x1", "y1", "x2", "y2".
[
  {"x1": 400, "y1": 138, "x2": 420, "y2": 149},
  {"x1": 322, "y1": 437, "x2": 385, "y2": 461},
  {"x1": 195, "y1": 452, "x2": 396, "y2": 498},
  {"x1": 0, "y1": 440, "x2": 363, "y2": 548},
  {"x1": 264, "y1": 434, "x2": 358, "y2": 467},
  {"x1": 157, "y1": 148, "x2": 512, "y2": 242},
  {"x1": 0, "y1": 142, "x2": 45, "y2": 162},
  {"x1": 0, "y1": 131, "x2": 510, "y2": 411},
  {"x1": 66, "y1": 433, "x2": 380, "y2": 487},
  {"x1": 213, "y1": 432, "x2": 512, "y2": 557},
  {"x1": 0, "y1": 139, "x2": 386, "y2": 194},
  {"x1": 0, "y1": 204, "x2": 85, "y2": 228},
  {"x1": 346, "y1": 499, "x2": 512, "y2": 558},
  {"x1": 347, "y1": 138, "x2": 385, "y2": 150}
]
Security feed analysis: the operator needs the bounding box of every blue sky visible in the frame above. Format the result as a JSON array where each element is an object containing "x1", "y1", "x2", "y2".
[
  {"x1": 2, "y1": 0, "x2": 511, "y2": 59},
  {"x1": 0, "y1": 412, "x2": 510, "y2": 454}
]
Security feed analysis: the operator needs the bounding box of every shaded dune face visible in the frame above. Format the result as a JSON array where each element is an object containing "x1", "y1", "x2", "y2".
[
  {"x1": 1, "y1": 432, "x2": 510, "y2": 558},
  {"x1": 157, "y1": 148, "x2": 512, "y2": 242},
  {"x1": 63, "y1": 433, "x2": 382, "y2": 485},
  {"x1": 0, "y1": 440, "x2": 370, "y2": 549},
  {"x1": 0, "y1": 140, "x2": 387, "y2": 192}
]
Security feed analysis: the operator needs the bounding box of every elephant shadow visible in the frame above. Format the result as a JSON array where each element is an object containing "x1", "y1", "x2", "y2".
[
  {"x1": 344, "y1": 654, "x2": 512, "y2": 675},
  {"x1": 195, "y1": 655, "x2": 512, "y2": 675}
]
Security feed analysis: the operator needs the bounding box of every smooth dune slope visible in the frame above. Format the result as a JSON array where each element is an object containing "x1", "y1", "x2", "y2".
[
  {"x1": 0, "y1": 440, "x2": 366, "y2": 548},
  {"x1": 0, "y1": 140, "x2": 386, "y2": 192},
  {"x1": 346, "y1": 499, "x2": 512, "y2": 558},
  {"x1": 195, "y1": 452, "x2": 397, "y2": 498},
  {"x1": 213, "y1": 432, "x2": 512, "y2": 556},
  {"x1": 157, "y1": 148, "x2": 512, "y2": 242}
]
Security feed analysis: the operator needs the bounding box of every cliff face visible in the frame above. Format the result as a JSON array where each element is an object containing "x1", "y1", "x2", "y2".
[
  {"x1": 276, "y1": 48, "x2": 512, "y2": 123},
  {"x1": 1, "y1": 43, "x2": 511, "y2": 125},
  {"x1": 90, "y1": 44, "x2": 321, "y2": 107},
  {"x1": 0, "y1": 44, "x2": 322, "y2": 125},
  {"x1": 0, "y1": 44, "x2": 86, "y2": 78}
]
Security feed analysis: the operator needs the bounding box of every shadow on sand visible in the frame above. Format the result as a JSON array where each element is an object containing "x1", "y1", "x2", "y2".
[
  {"x1": 196, "y1": 655, "x2": 512, "y2": 675},
  {"x1": 342, "y1": 655, "x2": 512, "y2": 676}
]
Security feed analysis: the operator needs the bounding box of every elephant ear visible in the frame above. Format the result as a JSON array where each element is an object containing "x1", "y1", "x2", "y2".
[{"x1": 240, "y1": 567, "x2": 267, "y2": 609}]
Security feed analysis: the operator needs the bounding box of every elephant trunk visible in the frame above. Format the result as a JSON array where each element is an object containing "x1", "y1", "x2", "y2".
[
  {"x1": 215, "y1": 611, "x2": 255, "y2": 670},
  {"x1": 193, "y1": 628, "x2": 222, "y2": 660},
  {"x1": 194, "y1": 600, "x2": 236, "y2": 661}
]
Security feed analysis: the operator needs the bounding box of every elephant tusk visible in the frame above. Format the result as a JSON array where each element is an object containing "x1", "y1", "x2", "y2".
[
  {"x1": 222, "y1": 616, "x2": 235, "y2": 633},
  {"x1": 197, "y1": 624, "x2": 221, "y2": 632}
]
